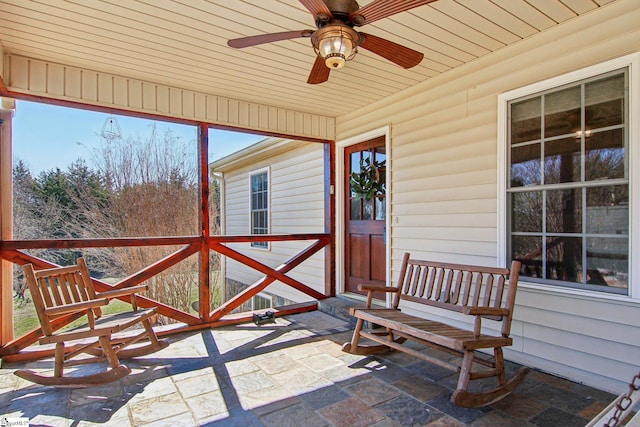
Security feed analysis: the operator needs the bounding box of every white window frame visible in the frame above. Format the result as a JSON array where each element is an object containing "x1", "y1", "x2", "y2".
[
  {"x1": 498, "y1": 53, "x2": 640, "y2": 302},
  {"x1": 249, "y1": 167, "x2": 270, "y2": 250}
]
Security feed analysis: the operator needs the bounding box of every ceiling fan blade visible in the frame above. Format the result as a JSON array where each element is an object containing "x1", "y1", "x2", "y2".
[
  {"x1": 359, "y1": 33, "x2": 424, "y2": 69},
  {"x1": 298, "y1": 0, "x2": 333, "y2": 18},
  {"x1": 307, "y1": 55, "x2": 330, "y2": 84},
  {"x1": 350, "y1": 0, "x2": 437, "y2": 25},
  {"x1": 228, "y1": 30, "x2": 313, "y2": 48}
]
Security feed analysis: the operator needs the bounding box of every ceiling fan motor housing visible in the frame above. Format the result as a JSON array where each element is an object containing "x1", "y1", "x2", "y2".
[{"x1": 319, "y1": 0, "x2": 361, "y2": 25}]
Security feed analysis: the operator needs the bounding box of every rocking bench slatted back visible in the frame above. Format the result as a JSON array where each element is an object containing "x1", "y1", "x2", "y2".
[{"x1": 394, "y1": 253, "x2": 519, "y2": 337}]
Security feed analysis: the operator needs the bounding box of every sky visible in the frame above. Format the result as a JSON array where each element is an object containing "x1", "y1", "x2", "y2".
[{"x1": 12, "y1": 100, "x2": 266, "y2": 175}]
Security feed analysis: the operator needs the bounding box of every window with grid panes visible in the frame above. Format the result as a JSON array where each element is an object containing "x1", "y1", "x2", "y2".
[
  {"x1": 251, "y1": 293, "x2": 272, "y2": 311},
  {"x1": 507, "y1": 69, "x2": 629, "y2": 294},
  {"x1": 250, "y1": 169, "x2": 269, "y2": 249}
]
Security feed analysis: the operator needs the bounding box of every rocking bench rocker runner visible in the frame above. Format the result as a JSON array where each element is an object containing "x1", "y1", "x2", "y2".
[
  {"x1": 342, "y1": 252, "x2": 529, "y2": 408},
  {"x1": 15, "y1": 258, "x2": 169, "y2": 387}
]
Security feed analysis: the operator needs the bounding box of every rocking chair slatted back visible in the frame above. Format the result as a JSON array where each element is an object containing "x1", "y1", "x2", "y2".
[
  {"x1": 23, "y1": 259, "x2": 101, "y2": 335},
  {"x1": 16, "y1": 259, "x2": 169, "y2": 387}
]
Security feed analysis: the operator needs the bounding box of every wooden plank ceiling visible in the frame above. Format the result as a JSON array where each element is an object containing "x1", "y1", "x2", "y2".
[{"x1": 0, "y1": 0, "x2": 617, "y2": 118}]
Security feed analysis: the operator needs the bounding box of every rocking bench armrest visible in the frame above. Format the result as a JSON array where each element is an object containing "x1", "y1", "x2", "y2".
[
  {"x1": 44, "y1": 298, "x2": 110, "y2": 317},
  {"x1": 461, "y1": 307, "x2": 510, "y2": 317},
  {"x1": 95, "y1": 285, "x2": 149, "y2": 299},
  {"x1": 357, "y1": 285, "x2": 400, "y2": 293},
  {"x1": 358, "y1": 285, "x2": 400, "y2": 308}
]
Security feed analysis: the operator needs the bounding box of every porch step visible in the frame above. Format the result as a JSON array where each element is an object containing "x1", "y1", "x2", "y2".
[{"x1": 318, "y1": 296, "x2": 366, "y2": 326}]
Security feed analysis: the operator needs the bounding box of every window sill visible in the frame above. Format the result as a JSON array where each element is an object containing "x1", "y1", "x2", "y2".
[{"x1": 518, "y1": 280, "x2": 640, "y2": 306}]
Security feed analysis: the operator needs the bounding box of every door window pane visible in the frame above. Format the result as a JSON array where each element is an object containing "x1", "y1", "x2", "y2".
[
  {"x1": 349, "y1": 145, "x2": 386, "y2": 221},
  {"x1": 375, "y1": 197, "x2": 386, "y2": 221},
  {"x1": 362, "y1": 198, "x2": 373, "y2": 220}
]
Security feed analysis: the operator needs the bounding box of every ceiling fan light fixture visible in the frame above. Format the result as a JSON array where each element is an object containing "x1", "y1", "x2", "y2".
[{"x1": 312, "y1": 25, "x2": 358, "y2": 69}]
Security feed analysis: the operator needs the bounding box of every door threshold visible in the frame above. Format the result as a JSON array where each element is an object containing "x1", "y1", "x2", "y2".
[{"x1": 339, "y1": 293, "x2": 387, "y2": 307}]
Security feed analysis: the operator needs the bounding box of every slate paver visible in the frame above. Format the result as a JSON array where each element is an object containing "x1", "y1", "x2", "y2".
[{"x1": 0, "y1": 309, "x2": 619, "y2": 427}]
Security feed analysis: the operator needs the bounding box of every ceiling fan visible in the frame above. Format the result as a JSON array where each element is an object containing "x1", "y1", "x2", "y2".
[{"x1": 227, "y1": 0, "x2": 437, "y2": 84}]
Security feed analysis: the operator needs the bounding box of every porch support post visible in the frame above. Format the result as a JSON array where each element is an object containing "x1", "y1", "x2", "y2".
[
  {"x1": 198, "y1": 123, "x2": 211, "y2": 322},
  {"x1": 0, "y1": 98, "x2": 15, "y2": 344},
  {"x1": 324, "y1": 141, "x2": 336, "y2": 296}
]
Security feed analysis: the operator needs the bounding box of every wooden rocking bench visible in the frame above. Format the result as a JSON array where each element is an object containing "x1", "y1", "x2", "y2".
[
  {"x1": 15, "y1": 258, "x2": 169, "y2": 387},
  {"x1": 342, "y1": 252, "x2": 529, "y2": 408}
]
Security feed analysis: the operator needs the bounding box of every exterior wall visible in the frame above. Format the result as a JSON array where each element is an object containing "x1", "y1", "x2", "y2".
[
  {"x1": 2, "y1": 54, "x2": 335, "y2": 141},
  {"x1": 215, "y1": 141, "x2": 326, "y2": 304},
  {"x1": 336, "y1": 0, "x2": 640, "y2": 393}
]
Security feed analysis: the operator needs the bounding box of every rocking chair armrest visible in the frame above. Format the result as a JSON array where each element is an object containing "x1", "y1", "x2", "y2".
[
  {"x1": 44, "y1": 298, "x2": 110, "y2": 317},
  {"x1": 357, "y1": 285, "x2": 400, "y2": 293},
  {"x1": 95, "y1": 285, "x2": 149, "y2": 299}
]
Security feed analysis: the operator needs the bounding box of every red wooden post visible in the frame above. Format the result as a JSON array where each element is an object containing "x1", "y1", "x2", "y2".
[
  {"x1": 198, "y1": 123, "x2": 211, "y2": 321},
  {"x1": 0, "y1": 103, "x2": 14, "y2": 344}
]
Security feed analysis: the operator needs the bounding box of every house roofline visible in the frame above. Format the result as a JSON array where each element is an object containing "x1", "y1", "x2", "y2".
[{"x1": 209, "y1": 137, "x2": 307, "y2": 171}]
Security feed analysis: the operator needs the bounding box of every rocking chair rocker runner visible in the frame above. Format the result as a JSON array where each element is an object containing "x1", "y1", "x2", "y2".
[{"x1": 15, "y1": 258, "x2": 169, "y2": 387}]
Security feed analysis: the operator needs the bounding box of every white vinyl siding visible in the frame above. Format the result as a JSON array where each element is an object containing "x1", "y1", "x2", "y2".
[
  {"x1": 218, "y1": 141, "x2": 325, "y2": 302},
  {"x1": 336, "y1": 0, "x2": 640, "y2": 393}
]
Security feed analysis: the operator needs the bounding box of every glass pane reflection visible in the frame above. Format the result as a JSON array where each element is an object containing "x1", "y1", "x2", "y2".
[
  {"x1": 511, "y1": 97, "x2": 541, "y2": 144},
  {"x1": 586, "y1": 237, "x2": 628, "y2": 290},
  {"x1": 375, "y1": 197, "x2": 385, "y2": 221},
  {"x1": 511, "y1": 235, "x2": 542, "y2": 279},
  {"x1": 586, "y1": 185, "x2": 628, "y2": 234},
  {"x1": 544, "y1": 137, "x2": 580, "y2": 184},
  {"x1": 546, "y1": 237, "x2": 582, "y2": 283},
  {"x1": 511, "y1": 144, "x2": 540, "y2": 187},
  {"x1": 585, "y1": 129, "x2": 625, "y2": 181},
  {"x1": 363, "y1": 198, "x2": 373, "y2": 220},
  {"x1": 350, "y1": 198, "x2": 360, "y2": 220},
  {"x1": 545, "y1": 87, "x2": 581, "y2": 138},
  {"x1": 585, "y1": 74, "x2": 624, "y2": 129},
  {"x1": 511, "y1": 192, "x2": 542, "y2": 232},
  {"x1": 546, "y1": 189, "x2": 582, "y2": 233}
]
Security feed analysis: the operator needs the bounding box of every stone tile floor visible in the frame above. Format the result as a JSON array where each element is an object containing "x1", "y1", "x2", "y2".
[{"x1": 0, "y1": 310, "x2": 628, "y2": 426}]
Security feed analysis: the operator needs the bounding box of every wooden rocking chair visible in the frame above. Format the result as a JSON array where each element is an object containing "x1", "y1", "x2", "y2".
[{"x1": 15, "y1": 258, "x2": 169, "y2": 387}]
